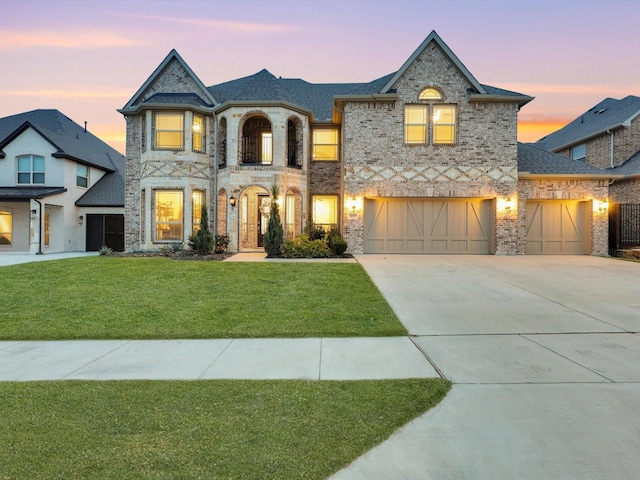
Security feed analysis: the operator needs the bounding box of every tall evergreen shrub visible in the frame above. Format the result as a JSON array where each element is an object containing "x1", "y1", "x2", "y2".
[{"x1": 264, "y1": 184, "x2": 284, "y2": 258}]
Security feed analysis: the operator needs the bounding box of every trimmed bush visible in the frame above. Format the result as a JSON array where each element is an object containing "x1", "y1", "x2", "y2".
[
  {"x1": 327, "y1": 229, "x2": 348, "y2": 256},
  {"x1": 281, "y1": 234, "x2": 332, "y2": 258}
]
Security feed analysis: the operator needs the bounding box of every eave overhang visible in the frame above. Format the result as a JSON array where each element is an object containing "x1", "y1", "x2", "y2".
[
  {"x1": 118, "y1": 103, "x2": 215, "y2": 116},
  {"x1": 518, "y1": 173, "x2": 623, "y2": 180},
  {"x1": 469, "y1": 93, "x2": 534, "y2": 108},
  {"x1": 212, "y1": 100, "x2": 313, "y2": 118}
]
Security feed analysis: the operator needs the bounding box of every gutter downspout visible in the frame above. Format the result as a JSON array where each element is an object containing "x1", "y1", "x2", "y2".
[
  {"x1": 35, "y1": 198, "x2": 43, "y2": 254},
  {"x1": 606, "y1": 129, "x2": 614, "y2": 168}
]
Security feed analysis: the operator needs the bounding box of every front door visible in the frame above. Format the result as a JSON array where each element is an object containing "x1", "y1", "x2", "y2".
[{"x1": 257, "y1": 196, "x2": 270, "y2": 247}]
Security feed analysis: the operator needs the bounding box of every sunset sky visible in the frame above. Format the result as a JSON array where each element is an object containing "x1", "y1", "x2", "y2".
[{"x1": 3, "y1": 0, "x2": 639, "y2": 154}]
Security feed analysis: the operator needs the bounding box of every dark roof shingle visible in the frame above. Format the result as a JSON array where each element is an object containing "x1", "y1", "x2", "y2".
[{"x1": 535, "y1": 95, "x2": 640, "y2": 151}]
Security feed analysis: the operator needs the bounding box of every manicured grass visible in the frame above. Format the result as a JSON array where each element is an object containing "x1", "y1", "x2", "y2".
[
  {"x1": 0, "y1": 257, "x2": 405, "y2": 340},
  {"x1": 0, "y1": 379, "x2": 450, "y2": 479}
]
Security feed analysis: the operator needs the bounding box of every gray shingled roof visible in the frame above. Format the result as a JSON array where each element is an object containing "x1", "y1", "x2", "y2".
[
  {"x1": 518, "y1": 143, "x2": 612, "y2": 176},
  {"x1": 535, "y1": 95, "x2": 640, "y2": 151},
  {"x1": 208, "y1": 69, "x2": 531, "y2": 122},
  {"x1": 608, "y1": 149, "x2": 640, "y2": 176},
  {"x1": 0, "y1": 110, "x2": 125, "y2": 207},
  {"x1": 208, "y1": 69, "x2": 365, "y2": 121},
  {"x1": 0, "y1": 186, "x2": 67, "y2": 200}
]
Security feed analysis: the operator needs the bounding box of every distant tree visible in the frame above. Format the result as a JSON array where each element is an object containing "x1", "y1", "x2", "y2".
[{"x1": 264, "y1": 184, "x2": 284, "y2": 258}]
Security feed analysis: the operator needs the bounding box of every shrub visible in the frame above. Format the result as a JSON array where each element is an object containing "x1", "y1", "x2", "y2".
[
  {"x1": 169, "y1": 242, "x2": 185, "y2": 253},
  {"x1": 281, "y1": 234, "x2": 332, "y2": 258},
  {"x1": 98, "y1": 245, "x2": 113, "y2": 256},
  {"x1": 264, "y1": 184, "x2": 284, "y2": 258},
  {"x1": 327, "y1": 229, "x2": 348, "y2": 256},
  {"x1": 304, "y1": 222, "x2": 326, "y2": 241},
  {"x1": 214, "y1": 235, "x2": 230, "y2": 254},
  {"x1": 189, "y1": 205, "x2": 214, "y2": 255}
]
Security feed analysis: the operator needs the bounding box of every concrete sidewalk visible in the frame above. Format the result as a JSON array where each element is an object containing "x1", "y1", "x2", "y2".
[{"x1": 0, "y1": 337, "x2": 439, "y2": 382}]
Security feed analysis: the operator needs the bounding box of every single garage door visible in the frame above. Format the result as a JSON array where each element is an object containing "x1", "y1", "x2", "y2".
[
  {"x1": 526, "y1": 201, "x2": 587, "y2": 254},
  {"x1": 364, "y1": 198, "x2": 492, "y2": 254}
]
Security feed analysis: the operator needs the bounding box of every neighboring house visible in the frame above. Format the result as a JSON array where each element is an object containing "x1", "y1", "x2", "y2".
[
  {"x1": 0, "y1": 110, "x2": 125, "y2": 254},
  {"x1": 535, "y1": 96, "x2": 640, "y2": 249},
  {"x1": 120, "y1": 30, "x2": 615, "y2": 256}
]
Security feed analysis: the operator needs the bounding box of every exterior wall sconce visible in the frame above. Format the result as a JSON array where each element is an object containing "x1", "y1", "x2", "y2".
[
  {"x1": 504, "y1": 198, "x2": 514, "y2": 212},
  {"x1": 229, "y1": 196, "x2": 236, "y2": 207},
  {"x1": 78, "y1": 215, "x2": 84, "y2": 224},
  {"x1": 349, "y1": 197, "x2": 357, "y2": 213},
  {"x1": 596, "y1": 199, "x2": 609, "y2": 213},
  {"x1": 30, "y1": 209, "x2": 37, "y2": 220}
]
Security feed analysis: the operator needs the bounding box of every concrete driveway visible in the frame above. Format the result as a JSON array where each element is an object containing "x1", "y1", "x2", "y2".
[{"x1": 333, "y1": 255, "x2": 640, "y2": 480}]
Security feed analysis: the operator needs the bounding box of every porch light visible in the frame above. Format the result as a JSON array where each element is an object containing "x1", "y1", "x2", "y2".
[
  {"x1": 597, "y1": 199, "x2": 609, "y2": 213},
  {"x1": 78, "y1": 215, "x2": 84, "y2": 224},
  {"x1": 30, "y1": 209, "x2": 37, "y2": 220},
  {"x1": 229, "y1": 196, "x2": 236, "y2": 207},
  {"x1": 504, "y1": 198, "x2": 514, "y2": 212},
  {"x1": 349, "y1": 197, "x2": 358, "y2": 213}
]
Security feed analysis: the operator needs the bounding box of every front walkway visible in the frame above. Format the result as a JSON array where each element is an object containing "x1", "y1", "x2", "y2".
[{"x1": 0, "y1": 337, "x2": 438, "y2": 381}]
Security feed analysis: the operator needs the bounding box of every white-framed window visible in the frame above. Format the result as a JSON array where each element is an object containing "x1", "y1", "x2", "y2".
[
  {"x1": 192, "y1": 190, "x2": 204, "y2": 234},
  {"x1": 433, "y1": 105, "x2": 457, "y2": 144},
  {"x1": 0, "y1": 210, "x2": 12, "y2": 245},
  {"x1": 405, "y1": 104, "x2": 457, "y2": 145},
  {"x1": 76, "y1": 165, "x2": 89, "y2": 188},
  {"x1": 17, "y1": 155, "x2": 45, "y2": 184},
  {"x1": 312, "y1": 195, "x2": 338, "y2": 231},
  {"x1": 192, "y1": 114, "x2": 205, "y2": 153},
  {"x1": 154, "y1": 190, "x2": 183, "y2": 242},
  {"x1": 312, "y1": 129, "x2": 339, "y2": 161},
  {"x1": 405, "y1": 86, "x2": 456, "y2": 145},
  {"x1": 571, "y1": 143, "x2": 586, "y2": 161},
  {"x1": 155, "y1": 112, "x2": 184, "y2": 150},
  {"x1": 404, "y1": 106, "x2": 428, "y2": 144}
]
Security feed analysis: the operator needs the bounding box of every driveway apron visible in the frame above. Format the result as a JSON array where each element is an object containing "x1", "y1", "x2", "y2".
[{"x1": 332, "y1": 255, "x2": 640, "y2": 480}]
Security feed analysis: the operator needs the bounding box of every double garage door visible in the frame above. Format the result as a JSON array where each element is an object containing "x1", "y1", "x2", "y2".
[
  {"x1": 364, "y1": 198, "x2": 492, "y2": 254},
  {"x1": 364, "y1": 198, "x2": 588, "y2": 255}
]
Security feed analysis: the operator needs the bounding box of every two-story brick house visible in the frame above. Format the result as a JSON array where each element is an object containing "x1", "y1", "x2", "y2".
[
  {"x1": 0, "y1": 109, "x2": 125, "y2": 255},
  {"x1": 120, "y1": 31, "x2": 615, "y2": 256},
  {"x1": 535, "y1": 96, "x2": 640, "y2": 249}
]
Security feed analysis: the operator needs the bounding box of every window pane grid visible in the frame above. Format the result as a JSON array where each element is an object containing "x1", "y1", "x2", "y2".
[
  {"x1": 155, "y1": 113, "x2": 184, "y2": 150},
  {"x1": 312, "y1": 129, "x2": 339, "y2": 161},
  {"x1": 17, "y1": 155, "x2": 45, "y2": 184}
]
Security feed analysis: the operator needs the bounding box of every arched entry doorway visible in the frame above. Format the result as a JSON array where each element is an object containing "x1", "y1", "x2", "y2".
[{"x1": 238, "y1": 185, "x2": 270, "y2": 250}]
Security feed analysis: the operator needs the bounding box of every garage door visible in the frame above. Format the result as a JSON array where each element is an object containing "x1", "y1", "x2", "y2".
[
  {"x1": 525, "y1": 201, "x2": 587, "y2": 254},
  {"x1": 364, "y1": 198, "x2": 492, "y2": 254}
]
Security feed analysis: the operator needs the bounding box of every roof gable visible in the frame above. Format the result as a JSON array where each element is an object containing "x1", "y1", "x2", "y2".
[
  {"x1": 0, "y1": 110, "x2": 123, "y2": 173},
  {"x1": 120, "y1": 50, "x2": 216, "y2": 113},
  {"x1": 381, "y1": 30, "x2": 486, "y2": 95}
]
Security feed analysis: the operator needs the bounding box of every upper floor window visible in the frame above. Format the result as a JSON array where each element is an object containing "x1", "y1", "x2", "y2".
[
  {"x1": 433, "y1": 105, "x2": 456, "y2": 144},
  {"x1": 312, "y1": 129, "x2": 339, "y2": 161},
  {"x1": 76, "y1": 165, "x2": 89, "y2": 188},
  {"x1": 0, "y1": 210, "x2": 12, "y2": 246},
  {"x1": 192, "y1": 115, "x2": 205, "y2": 153},
  {"x1": 571, "y1": 143, "x2": 586, "y2": 161},
  {"x1": 405, "y1": 104, "x2": 457, "y2": 145},
  {"x1": 17, "y1": 155, "x2": 45, "y2": 184},
  {"x1": 419, "y1": 87, "x2": 442, "y2": 100},
  {"x1": 241, "y1": 116, "x2": 272, "y2": 165},
  {"x1": 155, "y1": 112, "x2": 184, "y2": 150}
]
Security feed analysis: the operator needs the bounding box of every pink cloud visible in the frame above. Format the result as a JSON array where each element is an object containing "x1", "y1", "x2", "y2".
[
  {"x1": 4, "y1": 88, "x2": 131, "y2": 99},
  {"x1": 125, "y1": 13, "x2": 301, "y2": 34},
  {"x1": 1, "y1": 30, "x2": 144, "y2": 49}
]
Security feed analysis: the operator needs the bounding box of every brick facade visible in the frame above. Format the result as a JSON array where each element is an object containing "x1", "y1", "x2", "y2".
[{"x1": 121, "y1": 33, "x2": 614, "y2": 256}]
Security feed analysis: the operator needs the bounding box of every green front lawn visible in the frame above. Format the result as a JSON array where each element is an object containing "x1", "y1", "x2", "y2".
[
  {"x1": 0, "y1": 257, "x2": 405, "y2": 340},
  {"x1": 0, "y1": 379, "x2": 450, "y2": 479}
]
